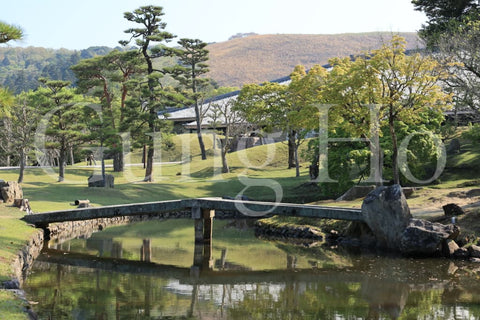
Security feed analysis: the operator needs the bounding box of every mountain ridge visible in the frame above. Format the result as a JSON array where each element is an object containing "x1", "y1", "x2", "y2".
[
  {"x1": 0, "y1": 32, "x2": 422, "y2": 93},
  {"x1": 206, "y1": 32, "x2": 423, "y2": 86}
]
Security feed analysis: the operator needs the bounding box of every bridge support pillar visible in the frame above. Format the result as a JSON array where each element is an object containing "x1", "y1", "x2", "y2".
[{"x1": 191, "y1": 207, "x2": 215, "y2": 274}]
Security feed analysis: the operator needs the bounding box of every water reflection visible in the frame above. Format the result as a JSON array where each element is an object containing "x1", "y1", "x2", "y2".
[{"x1": 24, "y1": 220, "x2": 480, "y2": 319}]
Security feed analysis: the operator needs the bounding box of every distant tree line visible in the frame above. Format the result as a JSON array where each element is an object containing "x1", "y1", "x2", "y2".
[{"x1": 0, "y1": 46, "x2": 131, "y2": 94}]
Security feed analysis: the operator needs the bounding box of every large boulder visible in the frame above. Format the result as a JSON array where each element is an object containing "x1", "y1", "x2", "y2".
[
  {"x1": 0, "y1": 181, "x2": 23, "y2": 204},
  {"x1": 399, "y1": 219, "x2": 459, "y2": 256},
  {"x1": 361, "y1": 185, "x2": 412, "y2": 249}
]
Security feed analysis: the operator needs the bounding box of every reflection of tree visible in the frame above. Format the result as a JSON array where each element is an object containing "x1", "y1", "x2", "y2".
[
  {"x1": 24, "y1": 225, "x2": 480, "y2": 319},
  {"x1": 361, "y1": 279, "x2": 409, "y2": 319},
  {"x1": 24, "y1": 259, "x2": 480, "y2": 319}
]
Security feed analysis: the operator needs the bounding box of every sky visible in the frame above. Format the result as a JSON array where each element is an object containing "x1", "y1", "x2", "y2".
[{"x1": 2, "y1": 0, "x2": 427, "y2": 50}]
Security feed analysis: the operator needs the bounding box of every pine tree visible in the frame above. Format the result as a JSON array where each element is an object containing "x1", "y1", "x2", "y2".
[
  {"x1": 170, "y1": 38, "x2": 210, "y2": 160},
  {"x1": 120, "y1": 5, "x2": 175, "y2": 182}
]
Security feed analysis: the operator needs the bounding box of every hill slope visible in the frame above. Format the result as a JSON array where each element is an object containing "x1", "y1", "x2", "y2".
[
  {"x1": 207, "y1": 32, "x2": 422, "y2": 86},
  {"x1": 0, "y1": 33, "x2": 422, "y2": 92}
]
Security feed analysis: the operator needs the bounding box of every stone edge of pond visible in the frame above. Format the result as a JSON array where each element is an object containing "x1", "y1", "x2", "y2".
[{"x1": 2, "y1": 211, "x2": 194, "y2": 319}]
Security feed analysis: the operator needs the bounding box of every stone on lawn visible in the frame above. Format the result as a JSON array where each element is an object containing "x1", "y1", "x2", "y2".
[{"x1": 0, "y1": 181, "x2": 23, "y2": 204}]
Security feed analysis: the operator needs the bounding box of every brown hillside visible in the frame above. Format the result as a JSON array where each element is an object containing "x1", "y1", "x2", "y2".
[{"x1": 207, "y1": 32, "x2": 422, "y2": 87}]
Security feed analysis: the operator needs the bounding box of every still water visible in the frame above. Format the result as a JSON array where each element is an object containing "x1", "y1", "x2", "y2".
[{"x1": 24, "y1": 219, "x2": 480, "y2": 319}]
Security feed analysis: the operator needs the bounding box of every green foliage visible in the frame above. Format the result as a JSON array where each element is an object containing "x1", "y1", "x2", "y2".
[
  {"x1": 34, "y1": 78, "x2": 93, "y2": 181},
  {"x1": 436, "y1": 20, "x2": 480, "y2": 112},
  {"x1": 319, "y1": 36, "x2": 451, "y2": 186},
  {"x1": 0, "y1": 21, "x2": 23, "y2": 44},
  {"x1": 0, "y1": 290, "x2": 30, "y2": 320},
  {"x1": 121, "y1": 5, "x2": 178, "y2": 181},
  {"x1": 412, "y1": 0, "x2": 480, "y2": 47},
  {"x1": 0, "y1": 87, "x2": 14, "y2": 116},
  {"x1": 169, "y1": 38, "x2": 211, "y2": 160},
  {"x1": 462, "y1": 123, "x2": 480, "y2": 144},
  {"x1": 71, "y1": 49, "x2": 146, "y2": 172},
  {"x1": 0, "y1": 46, "x2": 134, "y2": 94}
]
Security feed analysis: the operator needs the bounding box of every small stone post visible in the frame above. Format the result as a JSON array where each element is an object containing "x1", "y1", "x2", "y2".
[
  {"x1": 191, "y1": 206, "x2": 215, "y2": 274},
  {"x1": 141, "y1": 239, "x2": 151, "y2": 262}
]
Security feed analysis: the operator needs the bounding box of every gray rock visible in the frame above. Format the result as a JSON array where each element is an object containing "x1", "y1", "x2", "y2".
[
  {"x1": 399, "y1": 219, "x2": 459, "y2": 256},
  {"x1": 443, "y1": 239, "x2": 460, "y2": 257},
  {"x1": 88, "y1": 174, "x2": 114, "y2": 188},
  {"x1": 0, "y1": 181, "x2": 23, "y2": 204},
  {"x1": 466, "y1": 189, "x2": 480, "y2": 197},
  {"x1": 2, "y1": 279, "x2": 20, "y2": 289},
  {"x1": 454, "y1": 247, "x2": 470, "y2": 259},
  {"x1": 468, "y1": 244, "x2": 480, "y2": 258},
  {"x1": 361, "y1": 185, "x2": 412, "y2": 249},
  {"x1": 443, "y1": 203, "x2": 465, "y2": 216}
]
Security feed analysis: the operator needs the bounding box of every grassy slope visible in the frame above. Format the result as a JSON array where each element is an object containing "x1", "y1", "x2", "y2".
[{"x1": 207, "y1": 32, "x2": 422, "y2": 87}]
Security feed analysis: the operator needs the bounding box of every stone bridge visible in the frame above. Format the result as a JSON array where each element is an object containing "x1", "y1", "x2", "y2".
[
  {"x1": 22, "y1": 198, "x2": 363, "y2": 272},
  {"x1": 22, "y1": 198, "x2": 363, "y2": 227}
]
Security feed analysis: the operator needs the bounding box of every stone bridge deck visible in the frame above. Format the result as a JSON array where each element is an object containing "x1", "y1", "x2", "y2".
[{"x1": 22, "y1": 198, "x2": 363, "y2": 227}]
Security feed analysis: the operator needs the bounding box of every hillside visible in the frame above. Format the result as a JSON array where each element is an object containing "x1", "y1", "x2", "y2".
[
  {"x1": 0, "y1": 32, "x2": 422, "y2": 92},
  {"x1": 207, "y1": 32, "x2": 423, "y2": 86}
]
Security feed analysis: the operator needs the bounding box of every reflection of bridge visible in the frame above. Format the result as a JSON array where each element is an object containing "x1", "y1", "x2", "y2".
[
  {"x1": 23, "y1": 198, "x2": 362, "y2": 272},
  {"x1": 38, "y1": 248, "x2": 365, "y2": 285}
]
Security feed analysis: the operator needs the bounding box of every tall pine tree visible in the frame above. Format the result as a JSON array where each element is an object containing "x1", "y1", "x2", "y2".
[
  {"x1": 120, "y1": 5, "x2": 175, "y2": 182},
  {"x1": 170, "y1": 38, "x2": 210, "y2": 160}
]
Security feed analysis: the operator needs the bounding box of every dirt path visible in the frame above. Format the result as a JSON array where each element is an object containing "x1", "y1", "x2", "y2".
[{"x1": 408, "y1": 187, "x2": 480, "y2": 218}]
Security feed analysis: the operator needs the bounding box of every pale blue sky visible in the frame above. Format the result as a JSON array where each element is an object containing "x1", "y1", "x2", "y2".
[{"x1": 2, "y1": 0, "x2": 427, "y2": 50}]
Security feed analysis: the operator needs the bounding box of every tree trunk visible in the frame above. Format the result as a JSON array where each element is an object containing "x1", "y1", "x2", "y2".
[
  {"x1": 287, "y1": 130, "x2": 296, "y2": 169},
  {"x1": 113, "y1": 150, "x2": 124, "y2": 172},
  {"x1": 3, "y1": 118, "x2": 12, "y2": 167},
  {"x1": 18, "y1": 148, "x2": 25, "y2": 183},
  {"x1": 221, "y1": 126, "x2": 231, "y2": 173},
  {"x1": 101, "y1": 146, "x2": 106, "y2": 187},
  {"x1": 221, "y1": 147, "x2": 229, "y2": 173},
  {"x1": 69, "y1": 146, "x2": 74, "y2": 165},
  {"x1": 58, "y1": 147, "x2": 67, "y2": 182},
  {"x1": 142, "y1": 145, "x2": 147, "y2": 169},
  {"x1": 144, "y1": 146, "x2": 154, "y2": 182},
  {"x1": 194, "y1": 103, "x2": 206, "y2": 160},
  {"x1": 389, "y1": 116, "x2": 400, "y2": 185},
  {"x1": 294, "y1": 142, "x2": 300, "y2": 177}
]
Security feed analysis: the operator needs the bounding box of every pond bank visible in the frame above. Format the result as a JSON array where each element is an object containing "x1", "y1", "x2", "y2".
[{"x1": 3, "y1": 211, "x2": 190, "y2": 319}]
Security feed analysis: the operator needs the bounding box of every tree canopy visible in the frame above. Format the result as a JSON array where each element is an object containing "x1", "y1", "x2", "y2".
[
  {"x1": 322, "y1": 36, "x2": 452, "y2": 186},
  {"x1": 0, "y1": 21, "x2": 23, "y2": 44},
  {"x1": 412, "y1": 0, "x2": 480, "y2": 46}
]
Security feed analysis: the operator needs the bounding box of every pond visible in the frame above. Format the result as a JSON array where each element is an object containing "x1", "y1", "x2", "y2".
[{"x1": 23, "y1": 219, "x2": 480, "y2": 319}]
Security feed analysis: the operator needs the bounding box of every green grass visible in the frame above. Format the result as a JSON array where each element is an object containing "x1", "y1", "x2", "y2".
[
  {"x1": 0, "y1": 134, "x2": 312, "y2": 212},
  {"x1": 0, "y1": 291, "x2": 30, "y2": 320},
  {"x1": 0, "y1": 206, "x2": 39, "y2": 320}
]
